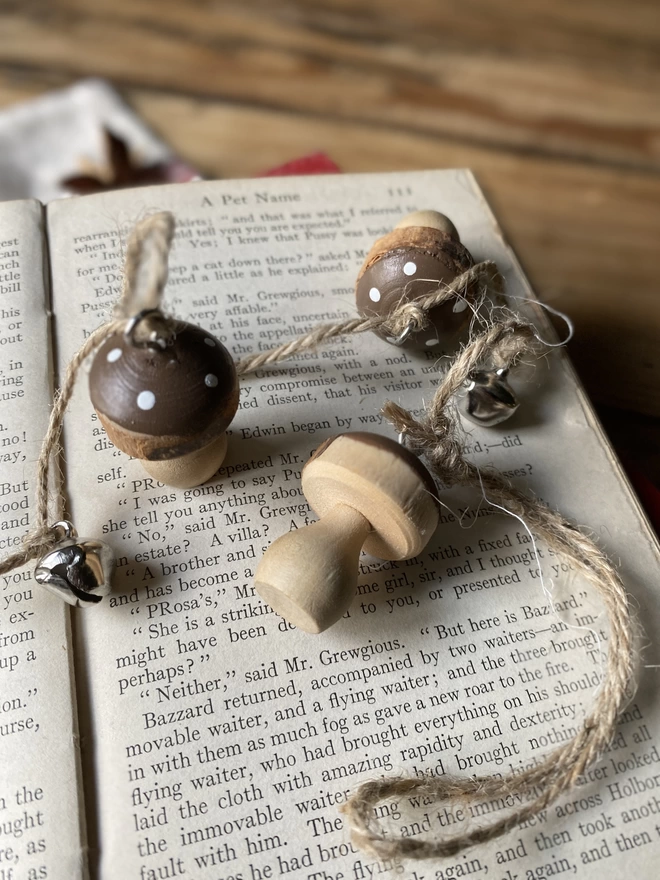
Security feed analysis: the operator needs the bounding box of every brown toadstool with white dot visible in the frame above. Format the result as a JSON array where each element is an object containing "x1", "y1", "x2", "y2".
[
  {"x1": 89, "y1": 321, "x2": 239, "y2": 488},
  {"x1": 356, "y1": 210, "x2": 475, "y2": 350}
]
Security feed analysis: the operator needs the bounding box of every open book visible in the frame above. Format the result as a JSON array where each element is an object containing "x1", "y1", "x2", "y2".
[{"x1": 2, "y1": 171, "x2": 659, "y2": 880}]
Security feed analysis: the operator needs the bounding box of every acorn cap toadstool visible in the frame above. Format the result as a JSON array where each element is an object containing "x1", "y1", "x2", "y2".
[
  {"x1": 395, "y1": 210, "x2": 460, "y2": 240},
  {"x1": 89, "y1": 321, "x2": 239, "y2": 461},
  {"x1": 356, "y1": 212, "x2": 474, "y2": 350}
]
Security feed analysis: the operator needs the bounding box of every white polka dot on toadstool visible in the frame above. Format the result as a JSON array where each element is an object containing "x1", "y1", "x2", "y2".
[
  {"x1": 403, "y1": 262, "x2": 417, "y2": 276},
  {"x1": 369, "y1": 288, "x2": 381, "y2": 302},
  {"x1": 204, "y1": 338, "x2": 216, "y2": 347},
  {"x1": 106, "y1": 348, "x2": 122, "y2": 363},
  {"x1": 137, "y1": 390, "x2": 156, "y2": 410},
  {"x1": 425, "y1": 338, "x2": 440, "y2": 347},
  {"x1": 453, "y1": 299, "x2": 468, "y2": 313},
  {"x1": 205, "y1": 374, "x2": 218, "y2": 388}
]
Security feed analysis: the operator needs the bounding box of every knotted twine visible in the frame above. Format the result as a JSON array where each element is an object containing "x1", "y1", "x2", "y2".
[{"x1": 0, "y1": 212, "x2": 636, "y2": 862}]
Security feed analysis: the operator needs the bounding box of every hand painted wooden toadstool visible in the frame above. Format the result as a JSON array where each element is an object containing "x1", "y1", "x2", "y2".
[
  {"x1": 254, "y1": 433, "x2": 439, "y2": 633},
  {"x1": 89, "y1": 319, "x2": 239, "y2": 488},
  {"x1": 356, "y1": 210, "x2": 475, "y2": 350}
]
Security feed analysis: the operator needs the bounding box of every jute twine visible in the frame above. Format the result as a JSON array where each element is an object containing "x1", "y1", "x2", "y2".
[
  {"x1": 0, "y1": 212, "x2": 636, "y2": 862},
  {"x1": 0, "y1": 213, "x2": 174, "y2": 576},
  {"x1": 340, "y1": 328, "x2": 635, "y2": 859}
]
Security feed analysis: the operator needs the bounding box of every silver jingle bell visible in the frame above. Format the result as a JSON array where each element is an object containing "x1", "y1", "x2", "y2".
[
  {"x1": 35, "y1": 521, "x2": 114, "y2": 607},
  {"x1": 459, "y1": 367, "x2": 519, "y2": 428}
]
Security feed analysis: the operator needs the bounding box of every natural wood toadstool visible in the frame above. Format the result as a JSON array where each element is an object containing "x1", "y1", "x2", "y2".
[
  {"x1": 356, "y1": 209, "x2": 475, "y2": 350},
  {"x1": 254, "y1": 432, "x2": 439, "y2": 633},
  {"x1": 89, "y1": 320, "x2": 239, "y2": 488}
]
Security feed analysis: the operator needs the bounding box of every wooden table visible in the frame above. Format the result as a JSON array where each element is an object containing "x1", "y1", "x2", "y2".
[{"x1": 1, "y1": 0, "x2": 659, "y2": 479}]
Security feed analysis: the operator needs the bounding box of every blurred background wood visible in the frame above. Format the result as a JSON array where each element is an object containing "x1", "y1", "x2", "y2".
[{"x1": 0, "y1": 0, "x2": 658, "y2": 442}]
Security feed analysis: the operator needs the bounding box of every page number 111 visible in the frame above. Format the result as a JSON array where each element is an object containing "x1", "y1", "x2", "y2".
[{"x1": 387, "y1": 186, "x2": 413, "y2": 197}]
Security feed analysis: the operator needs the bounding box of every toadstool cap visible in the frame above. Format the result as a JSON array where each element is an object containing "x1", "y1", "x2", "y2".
[
  {"x1": 302, "y1": 432, "x2": 439, "y2": 559},
  {"x1": 89, "y1": 321, "x2": 239, "y2": 460}
]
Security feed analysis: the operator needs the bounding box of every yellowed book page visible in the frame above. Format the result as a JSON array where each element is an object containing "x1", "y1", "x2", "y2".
[
  {"x1": 0, "y1": 200, "x2": 86, "y2": 880},
  {"x1": 47, "y1": 172, "x2": 660, "y2": 880}
]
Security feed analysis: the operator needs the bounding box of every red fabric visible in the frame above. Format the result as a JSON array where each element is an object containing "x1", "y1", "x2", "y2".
[{"x1": 259, "y1": 153, "x2": 341, "y2": 177}]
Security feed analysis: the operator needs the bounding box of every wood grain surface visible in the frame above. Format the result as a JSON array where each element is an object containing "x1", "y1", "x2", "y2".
[{"x1": 0, "y1": 0, "x2": 658, "y2": 420}]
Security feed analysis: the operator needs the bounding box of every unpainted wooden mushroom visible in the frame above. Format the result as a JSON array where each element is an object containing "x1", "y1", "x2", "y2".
[
  {"x1": 356, "y1": 210, "x2": 475, "y2": 350},
  {"x1": 255, "y1": 432, "x2": 439, "y2": 633},
  {"x1": 89, "y1": 320, "x2": 239, "y2": 488}
]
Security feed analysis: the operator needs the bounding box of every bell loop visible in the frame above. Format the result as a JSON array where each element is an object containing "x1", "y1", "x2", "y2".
[
  {"x1": 386, "y1": 320, "x2": 415, "y2": 347},
  {"x1": 124, "y1": 308, "x2": 171, "y2": 350},
  {"x1": 51, "y1": 520, "x2": 77, "y2": 540}
]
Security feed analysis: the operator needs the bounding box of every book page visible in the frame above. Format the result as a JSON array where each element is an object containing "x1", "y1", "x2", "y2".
[
  {"x1": 47, "y1": 171, "x2": 660, "y2": 880},
  {"x1": 0, "y1": 200, "x2": 86, "y2": 879}
]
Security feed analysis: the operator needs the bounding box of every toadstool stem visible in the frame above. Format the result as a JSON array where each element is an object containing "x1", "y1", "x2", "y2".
[
  {"x1": 141, "y1": 433, "x2": 228, "y2": 489},
  {"x1": 255, "y1": 504, "x2": 371, "y2": 634}
]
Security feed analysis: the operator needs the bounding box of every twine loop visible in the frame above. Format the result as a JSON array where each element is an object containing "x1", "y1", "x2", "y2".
[{"x1": 341, "y1": 319, "x2": 636, "y2": 859}]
